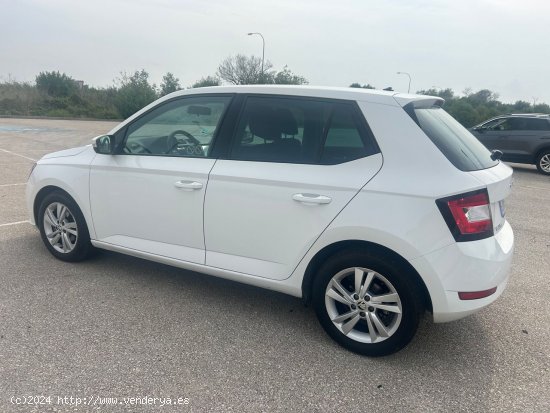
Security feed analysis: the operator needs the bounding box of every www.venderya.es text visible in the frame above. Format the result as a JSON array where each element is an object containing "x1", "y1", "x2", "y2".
[{"x1": 10, "y1": 395, "x2": 190, "y2": 407}]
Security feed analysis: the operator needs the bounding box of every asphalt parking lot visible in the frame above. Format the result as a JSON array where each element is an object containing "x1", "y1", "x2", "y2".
[{"x1": 0, "y1": 118, "x2": 548, "y2": 412}]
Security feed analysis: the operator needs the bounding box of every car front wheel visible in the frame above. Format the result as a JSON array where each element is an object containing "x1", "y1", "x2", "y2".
[
  {"x1": 312, "y1": 250, "x2": 423, "y2": 356},
  {"x1": 38, "y1": 191, "x2": 94, "y2": 262},
  {"x1": 536, "y1": 151, "x2": 550, "y2": 175}
]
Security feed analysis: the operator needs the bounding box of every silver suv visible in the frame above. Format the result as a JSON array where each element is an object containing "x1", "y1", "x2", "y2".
[{"x1": 471, "y1": 113, "x2": 550, "y2": 175}]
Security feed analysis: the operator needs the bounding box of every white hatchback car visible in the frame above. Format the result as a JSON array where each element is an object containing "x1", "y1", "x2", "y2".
[{"x1": 27, "y1": 85, "x2": 514, "y2": 356}]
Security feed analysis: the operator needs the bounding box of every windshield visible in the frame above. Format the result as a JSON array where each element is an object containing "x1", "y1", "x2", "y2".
[{"x1": 406, "y1": 105, "x2": 498, "y2": 171}]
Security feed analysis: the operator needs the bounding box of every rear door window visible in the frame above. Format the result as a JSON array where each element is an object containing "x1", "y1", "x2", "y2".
[
  {"x1": 320, "y1": 105, "x2": 374, "y2": 164},
  {"x1": 525, "y1": 118, "x2": 550, "y2": 131},
  {"x1": 230, "y1": 96, "x2": 378, "y2": 164},
  {"x1": 406, "y1": 105, "x2": 498, "y2": 171}
]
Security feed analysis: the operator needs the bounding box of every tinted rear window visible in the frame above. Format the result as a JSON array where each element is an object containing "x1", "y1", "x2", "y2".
[
  {"x1": 406, "y1": 105, "x2": 498, "y2": 171},
  {"x1": 526, "y1": 118, "x2": 550, "y2": 131}
]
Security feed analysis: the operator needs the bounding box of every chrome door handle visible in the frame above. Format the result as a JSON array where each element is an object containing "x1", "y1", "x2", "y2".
[
  {"x1": 292, "y1": 193, "x2": 332, "y2": 205},
  {"x1": 174, "y1": 180, "x2": 203, "y2": 190}
]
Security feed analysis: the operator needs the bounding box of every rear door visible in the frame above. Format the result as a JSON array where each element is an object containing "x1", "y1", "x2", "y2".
[
  {"x1": 203, "y1": 95, "x2": 382, "y2": 280},
  {"x1": 504, "y1": 118, "x2": 550, "y2": 162},
  {"x1": 480, "y1": 117, "x2": 536, "y2": 162}
]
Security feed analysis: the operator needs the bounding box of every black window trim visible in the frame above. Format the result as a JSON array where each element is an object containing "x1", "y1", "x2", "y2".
[
  {"x1": 224, "y1": 93, "x2": 380, "y2": 165},
  {"x1": 113, "y1": 93, "x2": 236, "y2": 159},
  {"x1": 479, "y1": 117, "x2": 506, "y2": 130}
]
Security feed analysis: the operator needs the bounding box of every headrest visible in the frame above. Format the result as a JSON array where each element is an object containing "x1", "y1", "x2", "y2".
[
  {"x1": 249, "y1": 106, "x2": 281, "y2": 140},
  {"x1": 276, "y1": 108, "x2": 298, "y2": 135}
]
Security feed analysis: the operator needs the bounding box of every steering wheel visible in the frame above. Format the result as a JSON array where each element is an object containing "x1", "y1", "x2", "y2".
[
  {"x1": 124, "y1": 141, "x2": 151, "y2": 154},
  {"x1": 166, "y1": 130, "x2": 204, "y2": 156}
]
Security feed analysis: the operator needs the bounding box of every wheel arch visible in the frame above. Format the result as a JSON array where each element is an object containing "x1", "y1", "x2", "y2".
[
  {"x1": 33, "y1": 185, "x2": 94, "y2": 237},
  {"x1": 301, "y1": 240, "x2": 433, "y2": 313},
  {"x1": 535, "y1": 145, "x2": 550, "y2": 161},
  {"x1": 34, "y1": 185, "x2": 64, "y2": 224}
]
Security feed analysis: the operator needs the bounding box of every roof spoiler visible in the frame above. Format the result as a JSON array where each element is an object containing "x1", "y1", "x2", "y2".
[{"x1": 393, "y1": 94, "x2": 445, "y2": 109}]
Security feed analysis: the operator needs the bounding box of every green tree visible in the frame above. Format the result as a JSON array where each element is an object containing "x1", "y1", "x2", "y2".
[
  {"x1": 534, "y1": 103, "x2": 550, "y2": 113},
  {"x1": 350, "y1": 83, "x2": 375, "y2": 89},
  {"x1": 467, "y1": 89, "x2": 499, "y2": 105},
  {"x1": 511, "y1": 100, "x2": 531, "y2": 113},
  {"x1": 191, "y1": 76, "x2": 221, "y2": 88},
  {"x1": 115, "y1": 70, "x2": 157, "y2": 118},
  {"x1": 446, "y1": 99, "x2": 479, "y2": 127},
  {"x1": 35, "y1": 71, "x2": 76, "y2": 97},
  {"x1": 159, "y1": 72, "x2": 181, "y2": 96},
  {"x1": 273, "y1": 66, "x2": 308, "y2": 85},
  {"x1": 417, "y1": 88, "x2": 454, "y2": 101}
]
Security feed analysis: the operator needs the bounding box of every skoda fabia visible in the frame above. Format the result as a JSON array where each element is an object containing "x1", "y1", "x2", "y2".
[{"x1": 27, "y1": 86, "x2": 514, "y2": 356}]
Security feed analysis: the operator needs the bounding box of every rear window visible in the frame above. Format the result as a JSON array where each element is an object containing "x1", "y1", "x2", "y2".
[{"x1": 406, "y1": 104, "x2": 498, "y2": 171}]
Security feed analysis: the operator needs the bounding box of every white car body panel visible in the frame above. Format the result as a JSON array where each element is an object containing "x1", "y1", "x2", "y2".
[
  {"x1": 26, "y1": 85, "x2": 515, "y2": 325},
  {"x1": 467, "y1": 162, "x2": 513, "y2": 234},
  {"x1": 26, "y1": 145, "x2": 97, "y2": 238},
  {"x1": 89, "y1": 155, "x2": 216, "y2": 264},
  {"x1": 410, "y1": 221, "x2": 513, "y2": 322},
  {"x1": 91, "y1": 240, "x2": 304, "y2": 297},
  {"x1": 204, "y1": 154, "x2": 383, "y2": 280}
]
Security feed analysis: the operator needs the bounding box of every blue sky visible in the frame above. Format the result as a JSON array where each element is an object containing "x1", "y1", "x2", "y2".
[{"x1": 1, "y1": 0, "x2": 549, "y2": 103}]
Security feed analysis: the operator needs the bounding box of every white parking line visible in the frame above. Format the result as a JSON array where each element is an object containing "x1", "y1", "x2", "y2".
[
  {"x1": 0, "y1": 183, "x2": 26, "y2": 187},
  {"x1": 517, "y1": 184, "x2": 550, "y2": 191},
  {"x1": 0, "y1": 220, "x2": 30, "y2": 227},
  {"x1": 0, "y1": 148, "x2": 37, "y2": 161}
]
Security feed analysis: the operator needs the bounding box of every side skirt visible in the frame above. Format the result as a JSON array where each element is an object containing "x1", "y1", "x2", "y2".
[{"x1": 91, "y1": 240, "x2": 303, "y2": 298}]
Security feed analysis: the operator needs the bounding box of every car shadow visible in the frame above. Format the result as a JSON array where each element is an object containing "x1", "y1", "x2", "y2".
[{"x1": 89, "y1": 249, "x2": 494, "y2": 411}]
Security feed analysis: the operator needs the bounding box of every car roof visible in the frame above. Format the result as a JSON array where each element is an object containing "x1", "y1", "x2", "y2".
[
  {"x1": 477, "y1": 113, "x2": 550, "y2": 126},
  {"x1": 110, "y1": 85, "x2": 444, "y2": 135},
  {"x1": 167, "y1": 85, "x2": 442, "y2": 108},
  {"x1": 506, "y1": 113, "x2": 550, "y2": 118}
]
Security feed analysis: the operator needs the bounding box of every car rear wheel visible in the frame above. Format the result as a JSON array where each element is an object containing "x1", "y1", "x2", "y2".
[
  {"x1": 536, "y1": 151, "x2": 550, "y2": 175},
  {"x1": 312, "y1": 250, "x2": 423, "y2": 356},
  {"x1": 38, "y1": 191, "x2": 94, "y2": 262}
]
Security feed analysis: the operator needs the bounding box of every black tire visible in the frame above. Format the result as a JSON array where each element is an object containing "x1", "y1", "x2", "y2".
[
  {"x1": 535, "y1": 150, "x2": 550, "y2": 175},
  {"x1": 312, "y1": 249, "x2": 423, "y2": 357},
  {"x1": 37, "y1": 190, "x2": 95, "y2": 262}
]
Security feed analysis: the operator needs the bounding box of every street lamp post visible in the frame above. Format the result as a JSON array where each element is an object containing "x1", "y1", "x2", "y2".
[
  {"x1": 247, "y1": 32, "x2": 265, "y2": 81},
  {"x1": 397, "y1": 71, "x2": 411, "y2": 93}
]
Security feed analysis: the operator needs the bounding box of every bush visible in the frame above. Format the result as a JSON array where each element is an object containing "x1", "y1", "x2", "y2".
[
  {"x1": 36, "y1": 71, "x2": 77, "y2": 97},
  {"x1": 114, "y1": 70, "x2": 157, "y2": 118}
]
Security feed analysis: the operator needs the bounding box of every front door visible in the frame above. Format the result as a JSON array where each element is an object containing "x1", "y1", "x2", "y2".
[{"x1": 90, "y1": 95, "x2": 233, "y2": 264}]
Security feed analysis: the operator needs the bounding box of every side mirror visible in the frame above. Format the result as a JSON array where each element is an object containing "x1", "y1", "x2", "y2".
[
  {"x1": 490, "y1": 150, "x2": 503, "y2": 161},
  {"x1": 473, "y1": 126, "x2": 484, "y2": 133},
  {"x1": 92, "y1": 135, "x2": 114, "y2": 154}
]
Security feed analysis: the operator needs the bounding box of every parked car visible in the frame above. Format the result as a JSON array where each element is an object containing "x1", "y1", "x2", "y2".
[
  {"x1": 470, "y1": 113, "x2": 550, "y2": 175},
  {"x1": 26, "y1": 86, "x2": 514, "y2": 356}
]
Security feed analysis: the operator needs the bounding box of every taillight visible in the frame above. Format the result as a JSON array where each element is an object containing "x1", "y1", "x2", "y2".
[{"x1": 436, "y1": 189, "x2": 494, "y2": 242}]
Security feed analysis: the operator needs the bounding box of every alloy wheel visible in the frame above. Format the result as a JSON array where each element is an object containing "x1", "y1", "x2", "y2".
[
  {"x1": 43, "y1": 202, "x2": 78, "y2": 253},
  {"x1": 325, "y1": 267, "x2": 402, "y2": 344},
  {"x1": 539, "y1": 154, "x2": 550, "y2": 173}
]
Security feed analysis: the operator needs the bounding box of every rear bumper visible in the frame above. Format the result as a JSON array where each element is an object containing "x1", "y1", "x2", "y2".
[{"x1": 411, "y1": 221, "x2": 514, "y2": 323}]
